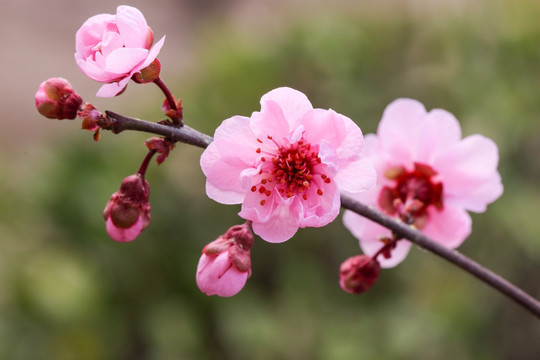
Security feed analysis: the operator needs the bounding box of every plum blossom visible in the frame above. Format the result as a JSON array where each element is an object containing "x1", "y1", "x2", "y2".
[
  {"x1": 196, "y1": 223, "x2": 253, "y2": 297},
  {"x1": 200, "y1": 87, "x2": 376, "y2": 243},
  {"x1": 75, "y1": 5, "x2": 165, "y2": 97},
  {"x1": 343, "y1": 98, "x2": 503, "y2": 267}
]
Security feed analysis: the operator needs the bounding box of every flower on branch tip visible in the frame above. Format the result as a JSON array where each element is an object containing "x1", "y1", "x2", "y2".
[
  {"x1": 103, "y1": 174, "x2": 151, "y2": 242},
  {"x1": 35, "y1": 78, "x2": 82, "y2": 120},
  {"x1": 343, "y1": 98, "x2": 504, "y2": 268},
  {"x1": 200, "y1": 87, "x2": 376, "y2": 243},
  {"x1": 196, "y1": 222, "x2": 253, "y2": 297},
  {"x1": 75, "y1": 5, "x2": 165, "y2": 97},
  {"x1": 339, "y1": 255, "x2": 380, "y2": 294}
]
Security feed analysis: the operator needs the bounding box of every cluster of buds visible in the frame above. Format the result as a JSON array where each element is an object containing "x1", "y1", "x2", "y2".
[
  {"x1": 196, "y1": 222, "x2": 254, "y2": 297},
  {"x1": 103, "y1": 174, "x2": 151, "y2": 242}
]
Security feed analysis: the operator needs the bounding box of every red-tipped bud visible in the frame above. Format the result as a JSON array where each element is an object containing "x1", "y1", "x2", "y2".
[
  {"x1": 196, "y1": 222, "x2": 254, "y2": 297},
  {"x1": 35, "y1": 78, "x2": 82, "y2": 120},
  {"x1": 339, "y1": 255, "x2": 380, "y2": 294},
  {"x1": 103, "y1": 174, "x2": 151, "y2": 242}
]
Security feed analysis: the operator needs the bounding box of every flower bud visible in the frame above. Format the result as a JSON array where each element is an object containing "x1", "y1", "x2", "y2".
[
  {"x1": 103, "y1": 174, "x2": 151, "y2": 242},
  {"x1": 196, "y1": 222, "x2": 253, "y2": 297},
  {"x1": 339, "y1": 255, "x2": 380, "y2": 294},
  {"x1": 35, "y1": 78, "x2": 82, "y2": 120}
]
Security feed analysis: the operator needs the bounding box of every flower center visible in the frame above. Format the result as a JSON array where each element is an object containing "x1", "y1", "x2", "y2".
[
  {"x1": 379, "y1": 162, "x2": 443, "y2": 228},
  {"x1": 250, "y1": 136, "x2": 330, "y2": 205}
]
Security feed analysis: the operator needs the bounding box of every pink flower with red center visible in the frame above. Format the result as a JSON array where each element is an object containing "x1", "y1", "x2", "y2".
[
  {"x1": 200, "y1": 87, "x2": 376, "y2": 243},
  {"x1": 343, "y1": 98, "x2": 503, "y2": 267},
  {"x1": 74, "y1": 5, "x2": 165, "y2": 97}
]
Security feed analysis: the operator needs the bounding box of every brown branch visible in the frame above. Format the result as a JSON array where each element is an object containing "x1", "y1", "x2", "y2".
[{"x1": 103, "y1": 110, "x2": 540, "y2": 319}]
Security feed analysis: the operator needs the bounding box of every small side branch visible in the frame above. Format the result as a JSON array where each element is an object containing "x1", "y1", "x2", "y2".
[{"x1": 104, "y1": 111, "x2": 212, "y2": 149}]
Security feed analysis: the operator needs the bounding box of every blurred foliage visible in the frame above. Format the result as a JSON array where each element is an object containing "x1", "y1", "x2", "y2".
[{"x1": 3, "y1": 1, "x2": 540, "y2": 359}]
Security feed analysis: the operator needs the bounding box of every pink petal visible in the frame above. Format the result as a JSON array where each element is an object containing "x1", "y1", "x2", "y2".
[
  {"x1": 239, "y1": 190, "x2": 276, "y2": 223},
  {"x1": 196, "y1": 253, "x2": 248, "y2": 297},
  {"x1": 415, "y1": 108, "x2": 461, "y2": 164},
  {"x1": 211, "y1": 115, "x2": 260, "y2": 156},
  {"x1": 378, "y1": 98, "x2": 426, "y2": 168},
  {"x1": 75, "y1": 14, "x2": 116, "y2": 55},
  {"x1": 116, "y1": 5, "x2": 149, "y2": 48},
  {"x1": 250, "y1": 99, "x2": 291, "y2": 143},
  {"x1": 250, "y1": 204, "x2": 300, "y2": 243},
  {"x1": 301, "y1": 109, "x2": 348, "y2": 151},
  {"x1": 203, "y1": 156, "x2": 253, "y2": 203},
  {"x1": 422, "y1": 205, "x2": 472, "y2": 249},
  {"x1": 96, "y1": 76, "x2": 130, "y2": 97},
  {"x1": 297, "y1": 180, "x2": 340, "y2": 227},
  {"x1": 342, "y1": 211, "x2": 412, "y2": 268},
  {"x1": 104, "y1": 47, "x2": 148, "y2": 74},
  {"x1": 106, "y1": 215, "x2": 143, "y2": 242},
  {"x1": 435, "y1": 134, "x2": 502, "y2": 212},
  {"x1": 139, "y1": 35, "x2": 166, "y2": 69},
  {"x1": 75, "y1": 58, "x2": 117, "y2": 83},
  {"x1": 99, "y1": 31, "x2": 125, "y2": 57},
  {"x1": 259, "y1": 87, "x2": 313, "y2": 130},
  {"x1": 445, "y1": 173, "x2": 503, "y2": 213},
  {"x1": 333, "y1": 158, "x2": 377, "y2": 194}
]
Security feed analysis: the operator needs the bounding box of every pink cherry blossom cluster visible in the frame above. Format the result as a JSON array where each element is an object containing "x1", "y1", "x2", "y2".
[{"x1": 34, "y1": 5, "x2": 504, "y2": 299}]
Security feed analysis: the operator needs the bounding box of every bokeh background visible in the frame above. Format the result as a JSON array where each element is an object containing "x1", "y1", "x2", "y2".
[{"x1": 2, "y1": 0, "x2": 540, "y2": 358}]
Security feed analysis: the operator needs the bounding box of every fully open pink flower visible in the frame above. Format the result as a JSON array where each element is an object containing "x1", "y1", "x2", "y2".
[
  {"x1": 201, "y1": 87, "x2": 376, "y2": 243},
  {"x1": 75, "y1": 5, "x2": 165, "y2": 97},
  {"x1": 343, "y1": 98, "x2": 503, "y2": 267}
]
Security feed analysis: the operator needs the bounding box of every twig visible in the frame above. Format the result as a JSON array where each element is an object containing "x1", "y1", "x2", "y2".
[{"x1": 103, "y1": 110, "x2": 540, "y2": 319}]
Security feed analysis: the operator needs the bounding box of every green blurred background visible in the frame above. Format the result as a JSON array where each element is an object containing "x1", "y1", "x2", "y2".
[{"x1": 2, "y1": 0, "x2": 540, "y2": 358}]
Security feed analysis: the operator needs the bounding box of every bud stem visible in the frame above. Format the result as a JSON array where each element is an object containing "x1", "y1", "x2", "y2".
[
  {"x1": 137, "y1": 149, "x2": 157, "y2": 178},
  {"x1": 153, "y1": 77, "x2": 182, "y2": 126}
]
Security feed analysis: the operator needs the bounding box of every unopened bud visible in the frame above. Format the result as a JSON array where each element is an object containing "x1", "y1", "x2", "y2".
[
  {"x1": 339, "y1": 255, "x2": 380, "y2": 294},
  {"x1": 35, "y1": 78, "x2": 82, "y2": 120},
  {"x1": 196, "y1": 222, "x2": 254, "y2": 297},
  {"x1": 103, "y1": 174, "x2": 151, "y2": 242}
]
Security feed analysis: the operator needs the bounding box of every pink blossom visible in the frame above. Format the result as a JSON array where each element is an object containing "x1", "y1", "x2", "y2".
[
  {"x1": 196, "y1": 223, "x2": 253, "y2": 297},
  {"x1": 103, "y1": 174, "x2": 151, "y2": 242},
  {"x1": 75, "y1": 5, "x2": 165, "y2": 97},
  {"x1": 200, "y1": 87, "x2": 376, "y2": 243},
  {"x1": 343, "y1": 98, "x2": 503, "y2": 267}
]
